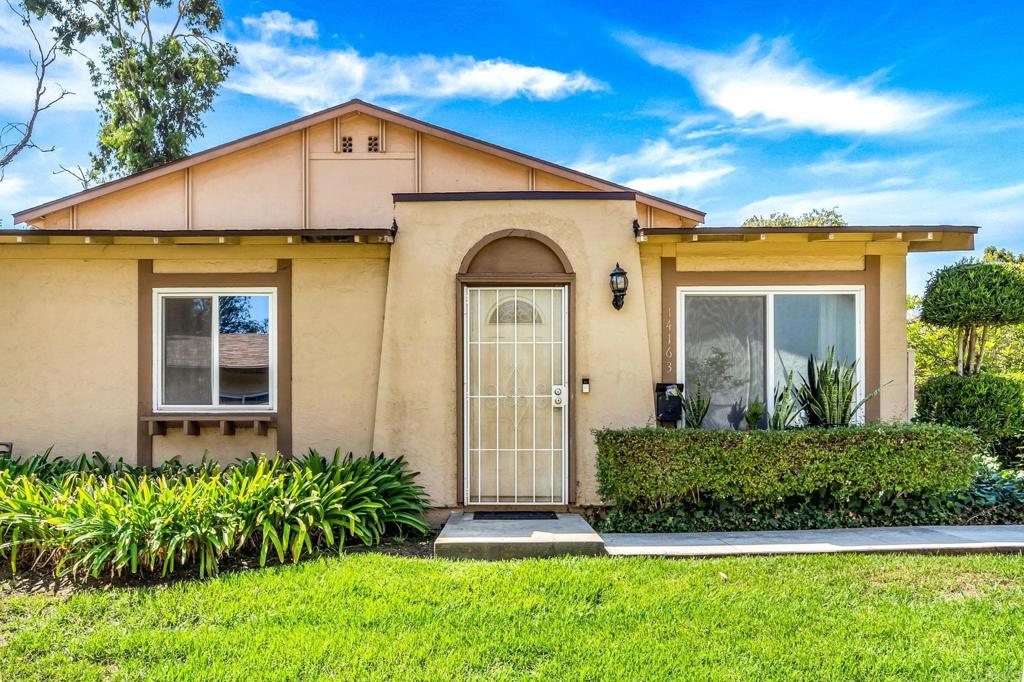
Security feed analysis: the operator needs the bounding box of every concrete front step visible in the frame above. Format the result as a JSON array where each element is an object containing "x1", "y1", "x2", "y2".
[{"x1": 434, "y1": 511, "x2": 607, "y2": 560}]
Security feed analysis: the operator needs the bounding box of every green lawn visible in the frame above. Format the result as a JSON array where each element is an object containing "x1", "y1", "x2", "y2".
[{"x1": 2, "y1": 553, "x2": 1024, "y2": 681}]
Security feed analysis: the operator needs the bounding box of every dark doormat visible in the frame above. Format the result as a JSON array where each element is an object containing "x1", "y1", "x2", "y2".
[{"x1": 472, "y1": 511, "x2": 559, "y2": 521}]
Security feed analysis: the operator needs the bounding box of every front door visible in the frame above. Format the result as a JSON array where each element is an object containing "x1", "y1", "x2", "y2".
[{"x1": 463, "y1": 286, "x2": 568, "y2": 504}]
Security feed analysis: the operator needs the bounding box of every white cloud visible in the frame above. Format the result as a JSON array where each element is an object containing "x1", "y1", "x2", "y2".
[
  {"x1": 625, "y1": 167, "x2": 735, "y2": 194},
  {"x1": 574, "y1": 138, "x2": 735, "y2": 194},
  {"x1": 623, "y1": 34, "x2": 957, "y2": 135},
  {"x1": 0, "y1": 175, "x2": 27, "y2": 202},
  {"x1": 805, "y1": 154, "x2": 929, "y2": 177},
  {"x1": 242, "y1": 11, "x2": 317, "y2": 40},
  {"x1": 229, "y1": 13, "x2": 606, "y2": 112}
]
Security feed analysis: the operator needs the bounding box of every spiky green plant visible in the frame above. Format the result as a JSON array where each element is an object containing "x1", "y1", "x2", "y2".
[
  {"x1": 798, "y1": 348, "x2": 883, "y2": 428},
  {"x1": 682, "y1": 381, "x2": 711, "y2": 428},
  {"x1": 769, "y1": 371, "x2": 801, "y2": 430}
]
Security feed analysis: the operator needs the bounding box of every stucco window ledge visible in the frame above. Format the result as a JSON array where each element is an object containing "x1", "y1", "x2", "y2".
[{"x1": 141, "y1": 414, "x2": 276, "y2": 437}]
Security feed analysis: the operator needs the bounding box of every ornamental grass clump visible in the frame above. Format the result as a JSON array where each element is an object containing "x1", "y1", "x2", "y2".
[{"x1": 0, "y1": 449, "x2": 429, "y2": 580}]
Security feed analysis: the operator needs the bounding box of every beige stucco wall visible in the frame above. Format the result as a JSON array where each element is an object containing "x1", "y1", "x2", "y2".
[
  {"x1": 308, "y1": 159, "x2": 415, "y2": 228},
  {"x1": 419, "y1": 135, "x2": 530, "y2": 192},
  {"x1": 153, "y1": 428, "x2": 278, "y2": 467},
  {"x1": 291, "y1": 256, "x2": 389, "y2": 457},
  {"x1": 878, "y1": 254, "x2": 909, "y2": 421},
  {"x1": 191, "y1": 134, "x2": 305, "y2": 229},
  {"x1": 0, "y1": 259, "x2": 138, "y2": 460},
  {"x1": 675, "y1": 241, "x2": 867, "y2": 271},
  {"x1": 78, "y1": 172, "x2": 188, "y2": 230},
  {"x1": 373, "y1": 199, "x2": 655, "y2": 507},
  {"x1": 639, "y1": 245, "x2": 663, "y2": 383}
]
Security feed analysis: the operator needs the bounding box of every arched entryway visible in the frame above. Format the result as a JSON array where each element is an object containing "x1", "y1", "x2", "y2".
[{"x1": 456, "y1": 230, "x2": 575, "y2": 507}]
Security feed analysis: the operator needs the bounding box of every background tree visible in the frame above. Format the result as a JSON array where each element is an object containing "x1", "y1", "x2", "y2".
[
  {"x1": 920, "y1": 258, "x2": 1024, "y2": 375},
  {"x1": 27, "y1": 0, "x2": 237, "y2": 180},
  {"x1": 742, "y1": 207, "x2": 847, "y2": 227},
  {"x1": 218, "y1": 296, "x2": 268, "y2": 334},
  {"x1": 0, "y1": 1, "x2": 71, "y2": 185},
  {"x1": 984, "y1": 245, "x2": 1024, "y2": 266}
]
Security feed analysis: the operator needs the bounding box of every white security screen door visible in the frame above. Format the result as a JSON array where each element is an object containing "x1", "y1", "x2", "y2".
[{"x1": 464, "y1": 287, "x2": 568, "y2": 504}]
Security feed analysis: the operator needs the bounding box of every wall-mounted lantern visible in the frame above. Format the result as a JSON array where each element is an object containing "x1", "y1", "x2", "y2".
[{"x1": 610, "y1": 263, "x2": 628, "y2": 310}]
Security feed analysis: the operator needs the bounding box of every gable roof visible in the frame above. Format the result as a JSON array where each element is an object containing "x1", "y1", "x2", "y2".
[{"x1": 13, "y1": 99, "x2": 705, "y2": 225}]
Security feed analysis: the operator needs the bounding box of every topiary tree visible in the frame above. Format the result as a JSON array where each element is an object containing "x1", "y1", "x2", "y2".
[{"x1": 920, "y1": 259, "x2": 1024, "y2": 375}]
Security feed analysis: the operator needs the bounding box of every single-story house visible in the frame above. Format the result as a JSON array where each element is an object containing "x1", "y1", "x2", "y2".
[{"x1": 0, "y1": 99, "x2": 977, "y2": 510}]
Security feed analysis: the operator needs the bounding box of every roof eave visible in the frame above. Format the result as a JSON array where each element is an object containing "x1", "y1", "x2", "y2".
[{"x1": 634, "y1": 225, "x2": 979, "y2": 253}]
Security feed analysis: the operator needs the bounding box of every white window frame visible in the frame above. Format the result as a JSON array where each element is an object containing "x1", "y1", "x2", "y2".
[
  {"x1": 153, "y1": 287, "x2": 278, "y2": 413},
  {"x1": 677, "y1": 285, "x2": 866, "y2": 422}
]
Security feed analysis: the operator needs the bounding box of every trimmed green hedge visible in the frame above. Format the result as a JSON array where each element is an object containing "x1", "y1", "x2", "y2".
[
  {"x1": 917, "y1": 373, "x2": 1024, "y2": 465},
  {"x1": 594, "y1": 468, "x2": 1024, "y2": 533},
  {"x1": 595, "y1": 424, "x2": 980, "y2": 510}
]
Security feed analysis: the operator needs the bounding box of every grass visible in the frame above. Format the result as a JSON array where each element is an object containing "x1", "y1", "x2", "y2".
[{"x1": 2, "y1": 553, "x2": 1024, "y2": 681}]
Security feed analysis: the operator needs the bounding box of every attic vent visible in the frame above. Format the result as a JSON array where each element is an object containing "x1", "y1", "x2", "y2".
[
  {"x1": 341, "y1": 136, "x2": 353, "y2": 153},
  {"x1": 367, "y1": 135, "x2": 380, "y2": 152}
]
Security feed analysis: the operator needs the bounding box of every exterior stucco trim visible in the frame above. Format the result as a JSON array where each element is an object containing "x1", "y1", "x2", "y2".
[
  {"x1": 660, "y1": 257, "x2": 882, "y2": 421},
  {"x1": 458, "y1": 228, "x2": 574, "y2": 275},
  {"x1": 137, "y1": 260, "x2": 293, "y2": 466},
  {"x1": 455, "y1": 231, "x2": 577, "y2": 507}
]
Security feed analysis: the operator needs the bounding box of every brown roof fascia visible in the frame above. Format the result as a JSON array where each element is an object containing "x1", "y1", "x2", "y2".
[
  {"x1": 641, "y1": 225, "x2": 980, "y2": 235},
  {"x1": 393, "y1": 191, "x2": 636, "y2": 202},
  {"x1": 13, "y1": 99, "x2": 705, "y2": 224},
  {"x1": 0, "y1": 227, "x2": 395, "y2": 238}
]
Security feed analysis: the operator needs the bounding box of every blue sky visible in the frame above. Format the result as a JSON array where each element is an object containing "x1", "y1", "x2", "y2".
[{"x1": 1, "y1": 0, "x2": 1022, "y2": 292}]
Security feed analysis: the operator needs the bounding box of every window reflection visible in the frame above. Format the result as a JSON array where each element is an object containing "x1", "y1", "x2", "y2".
[{"x1": 218, "y1": 295, "x2": 270, "y2": 405}]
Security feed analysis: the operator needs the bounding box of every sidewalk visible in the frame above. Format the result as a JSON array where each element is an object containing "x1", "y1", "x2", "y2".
[{"x1": 602, "y1": 525, "x2": 1024, "y2": 557}]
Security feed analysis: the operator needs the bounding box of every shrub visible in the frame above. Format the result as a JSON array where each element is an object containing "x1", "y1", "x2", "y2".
[
  {"x1": 0, "y1": 449, "x2": 429, "y2": 579},
  {"x1": 595, "y1": 467, "x2": 1024, "y2": 533},
  {"x1": 917, "y1": 373, "x2": 1024, "y2": 466},
  {"x1": 594, "y1": 424, "x2": 980, "y2": 510}
]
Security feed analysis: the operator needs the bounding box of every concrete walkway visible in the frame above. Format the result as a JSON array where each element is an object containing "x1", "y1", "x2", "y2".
[{"x1": 603, "y1": 525, "x2": 1024, "y2": 557}]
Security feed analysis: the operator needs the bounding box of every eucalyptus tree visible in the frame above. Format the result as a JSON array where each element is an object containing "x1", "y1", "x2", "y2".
[
  {"x1": 1, "y1": 1, "x2": 71, "y2": 183},
  {"x1": 26, "y1": 0, "x2": 237, "y2": 180}
]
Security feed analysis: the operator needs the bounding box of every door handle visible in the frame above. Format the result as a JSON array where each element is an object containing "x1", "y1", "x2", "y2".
[{"x1": 552, "y1": 385, "x2": 566, "y2": 408}]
